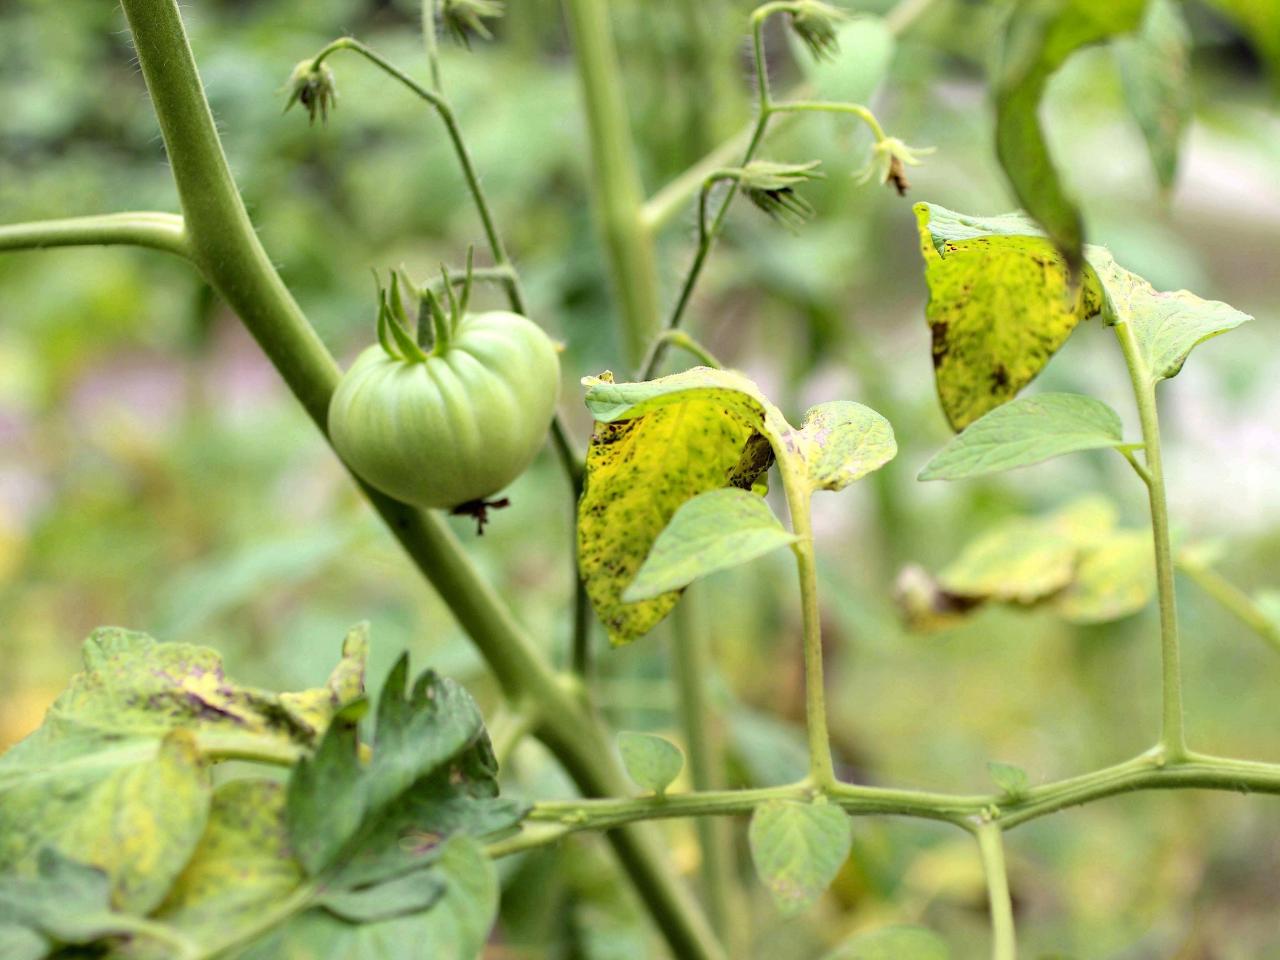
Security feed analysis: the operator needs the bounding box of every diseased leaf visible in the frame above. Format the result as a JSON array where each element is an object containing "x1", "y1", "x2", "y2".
[
  {"x1": 617, "y1": 732, "x2": 684, "y2": 796},
  {"x1": 157, "y1": 779, "x2": 305, "y2": 941},
  {"x1": 0, "y1": 627, "x2": 364, "y2": 875},
  {"x1": 994, "y1": 0, "x2": 1145, "y2": 268},
  {"x1": 55, "y1": 728, "x2": 211, "y2": 915},
  {"x1": 1053, "y1": 530, "x2": 1155, "y2": 623},
  {"x1": 1048, "y1": 495, "x2": 1120, "y2": 549},
  {"x1": 278, "y1": 622, "x2": 371, "y2": 740},
  {"x1": 1116, "y1": 0, "x2": 1192, "y2": 191},
  {"x1": 987, "y1": 761, "x2": 1030, "y2": 800},
  {"x1": 939, "y1": 519, "x2": 1076, "y2": 604},
  {"x1": 578, "y1": 368, "x2": 791, "y2": 645},
  {"x1": 919, "y1": 393, "x2": 1126, "y2": 481},
  {"x1": 624, "y1": 489, "x2": 797, "y2": 603},
  {"x1": 914, "y1": 203, "x2": 1105, "y2": 430},
  {"x1": 793, "y1": 401, "x2": 897, "y2": 492},
  {"x1": 824, "y1": 924, "x2": 951, "y2": 960},
  {"x1": 748, "y1": 799, "x2": 852, "y2": 916},
  {"x1": 1090, "y1": 249, "x2": 1252, "y2": 382}
]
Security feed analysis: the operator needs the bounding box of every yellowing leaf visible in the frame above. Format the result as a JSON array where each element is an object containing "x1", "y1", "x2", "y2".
[
  {"x1": 915, "y1": 203, "x2": 1105, "y2": 431},
  {"x1": 578, "y1": 369, "x2": 788, "y2": 645},
  {"x1": 938, "y1": 519, "x2": 1076, "y2": 604},
  {"x1": 56, "y1": 729, "x2": 211, "y2": 915},
  {"x1": 1053, "y1": 530, "x2": 1154, "y2": 623}
]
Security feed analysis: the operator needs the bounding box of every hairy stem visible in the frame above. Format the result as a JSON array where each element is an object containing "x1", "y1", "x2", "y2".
[
  {"x1": 0, "y1": 212, "x2": 191, "y2": 260},
  {"x1": 779, "y1": 468, "x2": 837, "y2": 790},
  {"x1": 117, "y1": 5, "x2": 719, "y2": 958},
  {"x1": 560, "y1": 0, "x2": 661, "y2": 367},
  {"x1": 976, "y1": 822, "x2": 1017, "y2": 960},
  {"x1": 1115, "y1": 321, "x2": 1186, "y2": 759}
]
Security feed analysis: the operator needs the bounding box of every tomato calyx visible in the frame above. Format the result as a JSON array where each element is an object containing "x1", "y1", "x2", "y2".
[
  {"x1": 451, "y1": 496, "x2": 511, "y2": 536},
  {"x1": 375, "y1": 248, "x2": 478, "y2": 363}
]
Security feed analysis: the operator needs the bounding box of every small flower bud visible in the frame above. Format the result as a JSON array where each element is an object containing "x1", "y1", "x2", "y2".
[
  {"x1": 788, "y1": 1, "x2": 847, "y2": 62},
  {"x1": 441, "y1": 0, "x2": 505, "y2": 48},
  {"x1": 855, "y1": 137, "x2": 936, "y2": 196},
  {"x1": 737, "y1": 160, "x2": 825, "y2": 228},
  {"x1": 284, "y1": 60, "x2": 337, "y2": 125}
]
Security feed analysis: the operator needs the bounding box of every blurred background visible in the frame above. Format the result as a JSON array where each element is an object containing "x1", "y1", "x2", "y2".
[{"x1": 2, "y1": 0, "x2": 1279, "y2": 956}]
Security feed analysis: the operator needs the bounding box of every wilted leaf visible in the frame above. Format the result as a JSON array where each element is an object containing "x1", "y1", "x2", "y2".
[
  {"x1": 617, "y1": 732, "x2": 684, "y2": 796},
  {"x1": 793, "y1": 401, "x2": 897, "y2": 492},
  {"x1": 994, "y1": 0, "x2": 1145, "y2": 268},
  {"x1": 624, "y1": 489, "x2": 797, "y2": 603},
  {"x1": 1090, "y1": 249, "x2": 1252, "y2": 382},
  {"x1": 1053, "y1": 530, "x2": 1154, "y2": 623},
  {"x1": 749, "y1": 799, "x2": 852, "y2": 915},
  {"x1": 1116, "y1": 0, "x2": 1192, "y2": 191},
  {"x1": 920, "y1": 393, "x2": 1126, "y2": 481},
  {"x1": 914, "y1": 203, "x2": 1105, "y2": 430},
  {"x1": 824, "y1": 924, "x2": 951, "y2": 960}
]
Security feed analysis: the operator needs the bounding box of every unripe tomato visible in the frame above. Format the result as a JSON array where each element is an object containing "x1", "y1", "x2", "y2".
[{"x1": 329, "y1": 308, "x2": 560, "y2": 511}]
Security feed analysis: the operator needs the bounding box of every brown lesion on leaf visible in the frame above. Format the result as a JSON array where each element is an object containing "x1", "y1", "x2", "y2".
[
  {"x1": 451, "y1": 497, "x2": 511, "y2": 535},
  {"x1": 727, "y1": 432, "x2": 775, "y2": 490},
  {"x1": 930, "y1": 321, "x2": 948, "y2": 369},
  {"x1": 990, "y1": 364, "x2": 1009, "y2": 391}
]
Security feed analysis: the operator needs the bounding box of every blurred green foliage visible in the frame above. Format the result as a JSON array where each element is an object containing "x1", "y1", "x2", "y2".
[{"x1": 2, "y1": 0, "x2": 1279, "y2": 955}]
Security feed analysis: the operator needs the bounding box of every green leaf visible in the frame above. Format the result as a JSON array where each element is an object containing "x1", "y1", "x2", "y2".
[
  {"x1": 994, "y1": 0, "x2": 1145, "y2": 268},
  {"x1": 55, "y1": 728, "x2": 211, "y2": 915},
  {"x1": 1115, "y1": 0, "x2": 1192, "y2": 191},
  {"x1": 824, "y1": 924, "x2": 951, "y2": 960},
  {"x1": 0, "y1": 848, "x2": 134, "y2": 948},
  {"x1": 239, "y1": 835, "x2": 498, "y2": 960},
  {"x1": 577, "y1": 368, "x2": 790, "y2": 645},
  {"x1": 938, "y1": 518, "x2": 1077, "y2": 604},
  {"x1": 919, "y1": 393, "x2": 1125, "y2": 481},
  {"x1": 617, "y1": 732, "x2": 684, "y2": 796},
  {"x1": 1052, "y1": 530, "x2": 1155, "y2": 623},
  {"x1": 748, "y1": 799, "x2": 852, "y2": 916},
  {"x1": 623, "y1": 489, "x2": 797, "y2": 603},
  {"x1": 987, "y1": 761, "x2": 1030, "y2": 800},
  {"x1": 914, "y1": 203, "x2": 1105, "y2": 430},
  {"x1": 156, "y1": 779, "x2": 305, "y2": 942},
  {"x1": 318, "y1": 870, "x2": 445, "y2": 923},
  {"x1": 794, "y1": 400, "x2": 897, "y2": 492},
  {"x1": 1090, "y1": 249, "x2": 1252, "y2": 382},
  {"x1": 795, "y1": 16, "x2": 895, "y2": 104}
]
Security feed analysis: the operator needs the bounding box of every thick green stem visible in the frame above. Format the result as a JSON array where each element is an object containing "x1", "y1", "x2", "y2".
[
  {"x1": 780, "y1": 468, "x2": 837, "y2": 790},
  {"x1": 1114, "y1": 321, "x2": 1186, "y2": 760},
  {"x1": 0, "y1": 212, "x2": 191, "y2": 260},
  {"x1": 976, "y1": 822, "x2": 1017, "y2": 960},
  {"x1": 560, "y1": 0, "x2": 661, "y2": 367},
  {"x1": 117, "y1": 5, "x2": 718, "y2": 958},
  {"x1": 670, "y1": 601, "x2": 735, "y2": 944}
]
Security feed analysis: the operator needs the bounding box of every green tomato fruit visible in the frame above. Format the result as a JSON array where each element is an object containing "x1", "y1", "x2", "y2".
[{"x1": 329, "y1": 310, "x2": 560, "y2": 510}]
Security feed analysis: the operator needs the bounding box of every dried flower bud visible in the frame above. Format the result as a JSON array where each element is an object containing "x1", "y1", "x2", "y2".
[
  {"x1": 441, "y1": 0, "x2": 505, "y2": 47},
  {"x1": 737, "y1": 160, "x2": 825, "y2": 229},
  {"x1": 788, "y1": 0, "x2": 847, "y2": 62},
  {"x1": 855, "y1": 137, "x2": 936, "y2": 196},
  {"x1": 284, "y1": 60, "x2": 337, "y2": 125}
]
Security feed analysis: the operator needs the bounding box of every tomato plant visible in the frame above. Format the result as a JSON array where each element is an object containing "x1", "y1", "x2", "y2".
[{"x1": 0, "y1": 0, "x2": 1277, "y2": 958}]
